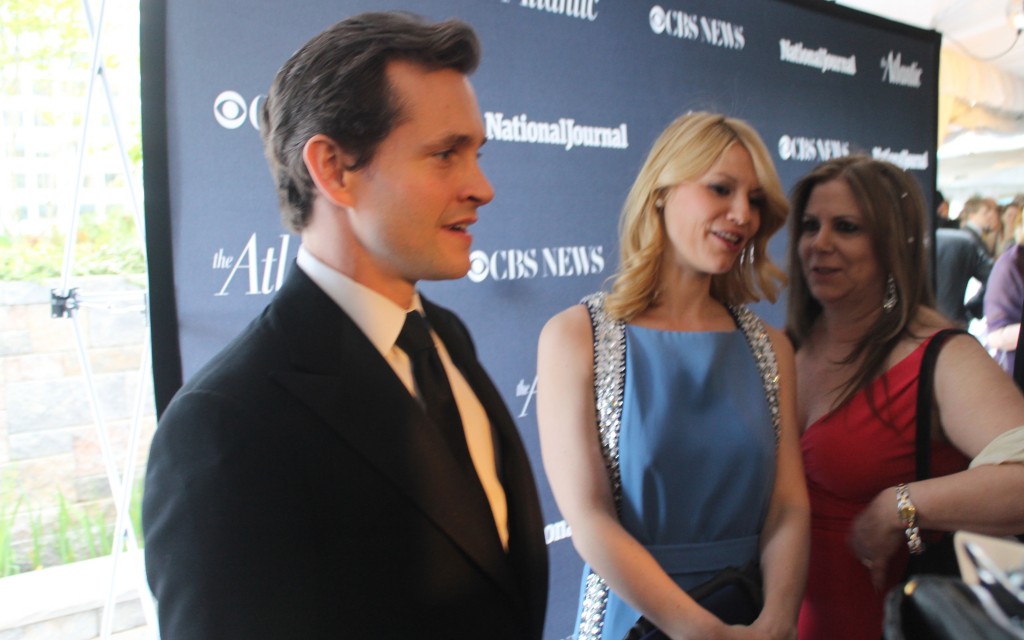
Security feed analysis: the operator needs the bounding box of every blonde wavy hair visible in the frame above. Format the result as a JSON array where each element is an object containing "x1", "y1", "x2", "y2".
[{"x1": 604, "y1": 112, "x2": 788, "y2": 322}]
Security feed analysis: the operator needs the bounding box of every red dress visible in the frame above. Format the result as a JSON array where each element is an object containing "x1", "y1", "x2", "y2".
[{"x1": 798, "y1": 334, "x2": 969, "y2": 640}]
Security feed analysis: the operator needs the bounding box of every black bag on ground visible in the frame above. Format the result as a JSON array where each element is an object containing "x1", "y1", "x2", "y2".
[{"x1": 884, "y1": 575, "x2": 1020, "y2": 639}]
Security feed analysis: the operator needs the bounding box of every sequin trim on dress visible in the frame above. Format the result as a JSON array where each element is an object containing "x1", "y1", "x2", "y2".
[
  {"x1": 729, "y1": 305, "x2": 781, "y2": 443},
  {"x1": 578, "y1": 292, "x2": 625, "y2": 640}
]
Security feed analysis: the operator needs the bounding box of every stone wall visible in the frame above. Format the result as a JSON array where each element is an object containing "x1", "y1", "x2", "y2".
[
  {"x1": 0, "y1": 277, "x2": 155, "y2": 571},
  {"x1": 0, "y1": 550, "x2": 151, "y2": 639}
]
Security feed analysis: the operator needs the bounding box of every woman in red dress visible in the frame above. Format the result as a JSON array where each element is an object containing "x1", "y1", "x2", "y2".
[{"x1": 786, "y1": 156, "x2": 1024, "y2": 639}]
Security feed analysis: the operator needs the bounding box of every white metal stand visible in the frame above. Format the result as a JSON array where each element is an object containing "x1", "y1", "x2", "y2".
[{"x1": 49, "y1": 1, "x2": 159, "y2": 637}]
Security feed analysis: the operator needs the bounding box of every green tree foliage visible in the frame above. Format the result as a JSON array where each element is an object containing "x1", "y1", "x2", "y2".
[
  {"x1": 0, "y1": 0, "x2": 144, "y2": 282},
  {"x1": 0, "y1": 0, "x2": 88, "y2": 71},
  {"x1": 0, "y1": 210, "x2": 145, "y2": 281}
]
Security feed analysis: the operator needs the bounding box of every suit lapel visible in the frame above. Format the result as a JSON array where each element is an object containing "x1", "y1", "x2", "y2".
[
  {"x1": 265, "y1": 270, "x2": 521, "y2": 602},
  {"x1": 423, "y1": 299, "x2": 548, "y2": 609}
]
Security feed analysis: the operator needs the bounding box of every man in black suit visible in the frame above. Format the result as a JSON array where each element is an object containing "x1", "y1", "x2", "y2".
[
  {"x1": 934, "y1": 196, "x2": 998, "y2": 326},
  {"x1": 142, "y1": 12, "x2": 548, "y2": 638}
]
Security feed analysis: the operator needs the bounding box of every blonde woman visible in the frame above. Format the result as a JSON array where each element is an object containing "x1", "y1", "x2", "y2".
[{"x1": 538, "y1": 112, "x2": 809, "y2": 640}]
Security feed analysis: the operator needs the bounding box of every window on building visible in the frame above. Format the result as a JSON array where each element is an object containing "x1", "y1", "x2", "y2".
[
  {"x1": 3, "y1": 111, "x2": 24, "y2": 127},
  {"x1": 32, "y1": 78, "x2": 53, "y2": 96},
  {"x1": 64, "y1": 80, "x2": 87, "y2": 97},
  {"x1": 104, "y1": 203, "x2": 128, "y2": 218},
  {"x1": 34, "y1": 111, "x2": 58, "y2": 127},
  {"x1": 38, "y1": 202, "x2": 58, "y2": 218}
]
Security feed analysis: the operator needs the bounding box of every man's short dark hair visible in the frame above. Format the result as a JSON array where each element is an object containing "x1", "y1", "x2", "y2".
[
  {"x1": 960, "y1": 196, "x2": 995, "y2": 227},
  {"x1": 260, "y1": 11, "x2": 481, "y2": 232}
]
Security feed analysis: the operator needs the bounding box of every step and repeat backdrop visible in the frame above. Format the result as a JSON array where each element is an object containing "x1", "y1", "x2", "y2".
[{"x1": 141, "y1": 1, "x2": 939, "y2": 636}]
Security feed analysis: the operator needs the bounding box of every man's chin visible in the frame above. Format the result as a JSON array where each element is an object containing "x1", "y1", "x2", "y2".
[{"x1": 421, "y1": 263, "x2": 471, "y2": 282}]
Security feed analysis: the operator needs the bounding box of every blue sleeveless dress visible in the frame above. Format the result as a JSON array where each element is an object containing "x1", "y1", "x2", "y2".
[{"x1": 575, "y1": 325, "x2": 777, "y2": 638}]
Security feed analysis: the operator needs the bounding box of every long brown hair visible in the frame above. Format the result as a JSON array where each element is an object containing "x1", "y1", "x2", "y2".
[{"x1": 785, "y1": 155, "x2": 935, "y2": 409}]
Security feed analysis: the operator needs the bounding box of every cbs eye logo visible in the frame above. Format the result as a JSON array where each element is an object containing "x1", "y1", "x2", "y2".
[
  {"x1": 648, "y1": 6, "x2": 669, "y2": 33},
  {"x1": 213, "y1": 91, "x2": 263, "y2": 130}
]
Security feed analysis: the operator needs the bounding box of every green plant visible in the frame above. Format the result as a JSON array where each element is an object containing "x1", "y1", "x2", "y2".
[
  {"x1": 0, "y1": 482, "x2": 145, "y2": 576},
  {"x1": 0, "y1": 490, "x2": 23, "y2": 577},
  {"x1": 0, "y1": 210, "x2": 146, "y2": 283},
  {"x1": 80, "y1": 504, "x2": 114, "y2": 558},
  {"x1": 0, "y1": 229, "x2": 65, "y2": 282},
  {"x1": 29, "y1": 509, "x2": 44, "y2": 570},
  {"x1": 130, "y1": 479, "x2": 145, "y2": 546},
  {"x1": 55, "y1": 493, "x2": 76, "y2": 564}
]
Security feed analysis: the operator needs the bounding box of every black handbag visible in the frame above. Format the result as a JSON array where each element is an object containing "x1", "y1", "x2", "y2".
[
  {"x1": 883, "y1": 575, "x2": 1021, "y2": 639},
  {"x1": 905, "y1": 329, "x2": 968, "y2": 578},
  {"x1": 623, "y1": 562, "x2": 763, "y2": 640}
]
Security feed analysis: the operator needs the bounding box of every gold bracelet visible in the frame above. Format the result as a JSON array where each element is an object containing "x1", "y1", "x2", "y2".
[{"x1": 896, "y1": 483, "x2": 924, "y2": 555}]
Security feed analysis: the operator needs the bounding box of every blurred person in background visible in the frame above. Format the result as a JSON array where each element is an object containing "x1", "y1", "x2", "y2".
[
  {"x1": 999, "y1": 197, "x2": 1024, "y2": 254},
  {"x1": 934, "y1": 190, "x2": 958, "y2": 229},
  {"x1": 934, "y1": 196, "x2": 998, "y2": 326},
  {"x1": 985, "y1": 196, "x2": 1024, "y2": 374}
]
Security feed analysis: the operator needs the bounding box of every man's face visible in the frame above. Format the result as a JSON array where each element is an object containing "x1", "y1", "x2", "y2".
[
  {"x1": 342, "y1": 60, "x2": 493, "y2": 300},
  {"x1": 983, "y1": 204, "x2": 1001, "y2": 233}
]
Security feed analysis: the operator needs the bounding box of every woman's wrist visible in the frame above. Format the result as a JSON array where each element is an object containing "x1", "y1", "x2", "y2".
[
  {"x1": 665, "y1": 607, "x2": 728, "y2": 640},
  {"x1": 752, "y1": 610, "x2": 796, "y2": 640},
  {"x1": 896, "y1": 483, "x2": 924, "y2": 554}
]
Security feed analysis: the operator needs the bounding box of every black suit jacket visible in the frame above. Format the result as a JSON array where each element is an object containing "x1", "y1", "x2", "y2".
[
  {"x1": 935, "y1": 227, "x2": 994, "y2": 326},
  {"x1": 143, "y1": 266, "x2": 548, "y2": 639}
]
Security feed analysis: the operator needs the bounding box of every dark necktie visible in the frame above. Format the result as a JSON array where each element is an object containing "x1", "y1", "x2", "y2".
[{"x1": 396, "y1": 311, "x2": 474, "y2": 472}]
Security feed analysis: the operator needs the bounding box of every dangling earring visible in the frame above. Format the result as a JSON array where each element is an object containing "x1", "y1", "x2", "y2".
[{"x1": 883, "y1": 273, "x2": 898, "y2": 313}]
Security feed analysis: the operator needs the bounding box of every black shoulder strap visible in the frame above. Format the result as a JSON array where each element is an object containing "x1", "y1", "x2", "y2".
[{"x1": 915, "y1": 329, "x2": 969, "y2": 480}]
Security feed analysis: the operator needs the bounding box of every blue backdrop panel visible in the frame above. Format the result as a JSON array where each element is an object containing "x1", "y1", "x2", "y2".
[{"x1": 141, "y1": 1, "x2": 939, "y2": 637}]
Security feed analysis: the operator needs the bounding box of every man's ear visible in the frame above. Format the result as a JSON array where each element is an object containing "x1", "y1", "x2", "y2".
[{"x1": 302, "y1": 134, "x2": 357, "y2": 208}]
